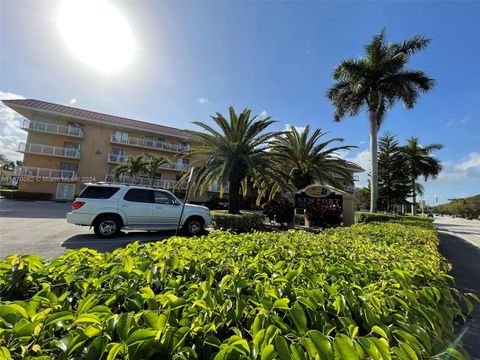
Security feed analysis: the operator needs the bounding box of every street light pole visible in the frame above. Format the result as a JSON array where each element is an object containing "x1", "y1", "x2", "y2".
[{"x1": 175, "y1": 167, "x2": 194, "y2": 236}]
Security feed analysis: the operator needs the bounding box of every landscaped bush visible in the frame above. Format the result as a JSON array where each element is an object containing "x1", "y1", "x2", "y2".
[
  {"x1": 0, "y1": 223, "x2": 475, "y2": 359},
  {"x1": 211, "y1": 210, "x2": 265, "y2": 233},
  {"x1": 355, "y1": 212, "x2": 434, "y2": 226},
  {"x1": 0, "y1": 190, "x2": 52, "y2": 201},
  {"x1": 261, "y1": 198, "x2": 294, "y2": 225},
  {"x1": 305, "y1": 202, "x2": 342, "y2": 227}
]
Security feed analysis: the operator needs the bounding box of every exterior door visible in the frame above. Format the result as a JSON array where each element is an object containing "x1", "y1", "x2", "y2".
[
  {"x1": 119, "y1": 188, "x2": 154, "y2": 225},
  {"x1": 152, "y1": 190, "x2": 182, "y2": 226},
  {"x1": 56, "y1": 183, "x2": 76, "y2": 200}
]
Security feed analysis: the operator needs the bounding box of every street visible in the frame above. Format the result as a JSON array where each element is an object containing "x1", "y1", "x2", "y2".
[
  {"x1": 435, "y1": 217, "x2": 480, "y2": 359},
  {"x1": 0, "y1": 199, "x2": 173, "y2": 259},
  {"x1": 435, "y1": 215, "x2": 480, "y2": 248}
]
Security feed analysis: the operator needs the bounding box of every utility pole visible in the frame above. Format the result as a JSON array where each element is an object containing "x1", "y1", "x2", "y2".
[{"x1": 175, "y1": 167, "x2": 194, "y2": 236}]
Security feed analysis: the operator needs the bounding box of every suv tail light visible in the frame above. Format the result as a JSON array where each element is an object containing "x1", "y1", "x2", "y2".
[{"x1": 72, "y1": 201, "x2": 85, "y2": 210}]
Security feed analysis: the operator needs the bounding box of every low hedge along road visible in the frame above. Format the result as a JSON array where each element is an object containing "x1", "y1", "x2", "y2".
[{"x1": 0, "y1": 220, "x2": 476, "y2": 359}]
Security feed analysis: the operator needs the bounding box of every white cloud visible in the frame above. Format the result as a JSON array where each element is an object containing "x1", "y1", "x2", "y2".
[
  {"x1": 344, "y1": 148, "x2": 371, "y2": 188},
  {"x1": 446, "y1": 115, "x2": 470, "y2": 127},
  {"x1": 258, "y1": 110, "x2": 269, "y2": 119},
  {"x1": 198, "y1": 97, "x2": 211, "y2": 105},
  {"x1": 359, "y1": 140, "x2": 366, "y2": 145},
  {"x1": 456, "y1": 152, "x2": 480, "y2": 172},
  {"x1": 69, "y1": 98, "x2": 77, "y2": 105},
  {"x1": 0, "y1": 91, "x2": 27, "y2": 161},
  {"x1": 284, "y1": 123, "x2": 306, "y2": 133}
]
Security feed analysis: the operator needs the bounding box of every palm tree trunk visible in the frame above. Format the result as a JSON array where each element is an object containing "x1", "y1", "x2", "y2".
[
  {"x1": 228, "y1": 180, "x2": 241, "y2": 214},
  {"x1": 369, "y1": 111, "x2": 378, "y2": 213},
  {"x1": 411, "y1": 180, "x2": 417, "y2": 216}
]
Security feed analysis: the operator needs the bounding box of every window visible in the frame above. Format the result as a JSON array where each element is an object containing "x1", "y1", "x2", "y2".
[
  {"x1": 64, "y1": 142, "x2": 81, "y2": 151},
  {"x1": 156, "y1": 137, "x2": 166, "y2": 143},
  {"x1": 154, "y1": 191, "x2": 177, "y2": 205},
  {"x1": 111, "y1": 148, "x2": 127, "y2": 156},
  {"x1": 182, "y1": 158, "x2": 190, "y2": 165},
  {"x1": 60, "y1": 163, "x2": 77, "y2": 171},
  {"x1": 78, "y1": 186, "x2": 120, "y2": 199},
  {"x1": 123, "y1": 189, "x2": 153, "y2": 203},
  {"x1": 114, "y1": 131, "x2": 129, "y2": 142},
  {"x1": 144, "y1": 136, "x2": 154, "y2": 147},
  {"x1": 68, "y1": 122, "x2": 84, "y2": 135},
  {"x1": 175, "y1": 174, "x2": 182, "y2": 181}
]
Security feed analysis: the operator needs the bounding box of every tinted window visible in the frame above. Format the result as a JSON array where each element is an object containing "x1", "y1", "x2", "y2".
[
  {"x1": 78, "y1": 186, "x2": 120, "y2": 199},
  {"x1": 154, "y1": 191, "x2": 177, "y2": 204},
  {"x1": 124, "y1": 189, "x2": 154, "y2": 203}
]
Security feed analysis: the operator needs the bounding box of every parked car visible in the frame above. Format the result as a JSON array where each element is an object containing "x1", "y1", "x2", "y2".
[
  {"x1": 205, "y1": 197, "x2": 229, "y2": 210},
  {"x1": 67, "y1": 183, "x2": 212, "y2": 238}
]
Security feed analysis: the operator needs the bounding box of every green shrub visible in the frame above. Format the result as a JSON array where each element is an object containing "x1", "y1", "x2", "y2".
[
  {"x1": 0, "y1": 190, "x2": 52, "y2": 201},
  {"x1": 355, "y1": 212, "x2": 434, "y2": 225},
  {"x1": 211, "y1": 210, "x2": 265, "y2": 233},
  {"x1": 0, "y1": 223, "x2": 474, "y2": 359}
]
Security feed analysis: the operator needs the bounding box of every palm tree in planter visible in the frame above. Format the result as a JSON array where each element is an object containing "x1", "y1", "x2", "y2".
[
  {"x1": 261, "y1": 125, "x2": 355, "y2": 198},
  {"x1": 114, "y1": 154, "x2": 148, "y2": 184},
  {"x1": 402, "y1": 137, "x2": 443, "y2": 215},
  {"x1": 327, "y1": 29, "x2": 435, "y2": 212},
  {"x1": 182, "y1": 106, "x2": 278, "y2": 214},
  {"x1": 145, "y1": 154, "x2": 171, "y2": 186}
]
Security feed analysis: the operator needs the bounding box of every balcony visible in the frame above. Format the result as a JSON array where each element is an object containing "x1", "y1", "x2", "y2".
[
  {"x1": 110, "y1": 135, "x2": 189, "y2": 153},
  {"x1": 21, "y1": 119, "x2": 84, "y2": 138},
  {"x1": 107, "y1": 153, "x2": 187, "y2": 171},
  {"x1": 104, "y1": 174, "x2": 188, "y2": 190},
  {"x1": 14, "y1": 166, "x2": 77, "y2": 179},
  {"x1": 18, "y1": 142, "x2": 81, "y2": 159}
]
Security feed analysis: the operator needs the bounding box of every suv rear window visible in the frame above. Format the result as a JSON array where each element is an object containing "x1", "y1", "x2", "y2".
[{"x1": 78, "y1": 186, "x2": 120, "y2": 199}]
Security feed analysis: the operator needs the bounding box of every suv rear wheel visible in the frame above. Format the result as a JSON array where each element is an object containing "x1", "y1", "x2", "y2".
[
  {"x1": 94, "y1": 215, "x2": 121, "y2": 238},
  {"x1": 184, "y1": 217, "x2": 205, "y2": 236}
]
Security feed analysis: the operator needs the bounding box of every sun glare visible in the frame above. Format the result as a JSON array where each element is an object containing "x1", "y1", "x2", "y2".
[{"x1": 58, "y1": 0, "x2": 134, "y2": 73}]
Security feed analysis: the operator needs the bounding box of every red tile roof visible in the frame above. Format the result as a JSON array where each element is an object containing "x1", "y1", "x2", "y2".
[{"x1": 2, "y1": 99, "x2": 189, "y2": 139}]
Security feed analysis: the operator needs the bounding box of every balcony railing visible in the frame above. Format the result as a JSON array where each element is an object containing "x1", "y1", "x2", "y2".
[
  {"x1": 14, "y1": 166, "x2": 77, "y2": 179},
  {"x1": 18, "y1": 142, "x2": 81, "y2": 159},
  {"x1": 107, "y1": 153, "x2": 187, "y2": 171},
  {"x1": 104, "y1": 174, "x2": 188, "y2": 190},
  {"x1": 107, "y1": 154, "x2": 127, "y2": 164},
  {"x1": 110, "y1": 135, "x2": 190, "y2": 153},
  {"x1": 21, "y1": 119, "x2": 84, "y2": 138}
]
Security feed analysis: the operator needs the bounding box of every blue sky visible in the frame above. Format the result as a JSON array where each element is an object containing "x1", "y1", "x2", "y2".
[{"x1": 1, "y1": 1, "x2": 479, "y2": 204}]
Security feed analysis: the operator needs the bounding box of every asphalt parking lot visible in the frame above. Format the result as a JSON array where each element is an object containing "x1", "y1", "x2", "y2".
[{"x1": 0, "y1": 199, "x2": 174, "y2": 259}]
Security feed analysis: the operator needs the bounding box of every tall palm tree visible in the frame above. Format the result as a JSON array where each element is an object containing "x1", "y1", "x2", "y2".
[
  {"x1": 114, "y1": 154, "x2": 148, "y2": 184},
  {"x1": 145, "y1": 154, "x2": 170, "y2": 186},
  {"x1": 182, "y1": 106, "x2": 278, "y2": 214},
  {"x1": 402, "y1": 137, "x2": 443, "y2": 215},
  {"x1": 261, "y1": 125, "x2": 355, "y2": 198},
  {"x1": 327, "y1": 29, "x2": 435, "y2": 212}
]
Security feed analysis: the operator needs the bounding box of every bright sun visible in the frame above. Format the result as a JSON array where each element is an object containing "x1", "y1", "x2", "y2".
[{"x1": 58, "y1": 0, "x2": 134, "y2": 73}]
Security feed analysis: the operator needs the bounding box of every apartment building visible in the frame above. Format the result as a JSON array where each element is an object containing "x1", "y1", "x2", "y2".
[{"x1": 2, "y1": 99, "x2": 218, "y2": 201}]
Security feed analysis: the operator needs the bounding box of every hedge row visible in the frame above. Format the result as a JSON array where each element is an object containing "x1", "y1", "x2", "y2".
[
  {"x1": 0, "y1": 222, "x2": 475, "y2": 359},
  {"x1": 0, "y1": 190, "x2": 52, "y2": 201},
  {"x1": 211, "y1": 211, "x2": 265, "y2": 233},
  {"x1": 355, "y1": 211, "x2": 434, "y2": 225}
]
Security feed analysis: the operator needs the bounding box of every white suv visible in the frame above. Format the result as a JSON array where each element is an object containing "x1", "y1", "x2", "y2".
[{"x1": 67, "y1": 183, "x2": 213, "y2": 238}]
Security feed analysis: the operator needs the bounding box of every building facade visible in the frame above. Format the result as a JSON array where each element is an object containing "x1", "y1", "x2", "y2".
[
  {"x1": 3, "y1": 99, "x2": 222, "y2": 201},
  {"x1": 3, "y1": 99, "x2": 363, "y2": 202}
]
